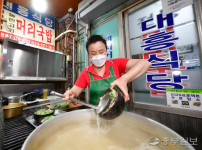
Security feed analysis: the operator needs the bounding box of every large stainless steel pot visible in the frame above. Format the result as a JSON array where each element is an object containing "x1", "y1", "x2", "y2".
[{"x1": 22, "y1": 109, "x2": 194, "y2": 150}]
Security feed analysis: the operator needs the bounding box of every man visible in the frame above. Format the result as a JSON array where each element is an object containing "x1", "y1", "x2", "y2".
[{"x1": 63, "y1": 35, "x2": 151, "y2": 105}]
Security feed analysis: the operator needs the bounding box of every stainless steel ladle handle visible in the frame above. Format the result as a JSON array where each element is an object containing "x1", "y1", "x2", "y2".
[{"x1": 50, "y1": 91, "x2": 99, "y2": 110}]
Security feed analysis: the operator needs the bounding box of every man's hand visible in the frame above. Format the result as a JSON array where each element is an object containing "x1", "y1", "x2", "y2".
[
  {"x1": 110, "y1": 77, "x2": 130, "y2": 102},
  {"x1": 62, "y1": 85, "x2": 84, "y2": 102},
  {"x1": 62, "y1": 90, "x2": 75, "y2": 102}
]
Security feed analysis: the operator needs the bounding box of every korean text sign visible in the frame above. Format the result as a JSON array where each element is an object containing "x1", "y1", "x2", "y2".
[
  {"x1": 141, "y1": 12, "x2": 189, "y2": 97},
  {"x1": 0, "y1": 1, "x2": 55, "y2": 50},
  {"x1": 166, "y1": 88, "x2": 202, "y2": 111}
]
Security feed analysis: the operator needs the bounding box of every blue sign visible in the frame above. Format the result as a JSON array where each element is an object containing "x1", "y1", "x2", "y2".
[
  {"x1": 141, "y1": 13, "x2": 174, "y2": 31},
  {"x1": 3, "y1": 1, "x2": 55, "y2": 29},
  {"x1": 106, "y1": 35, "x2": 113, "y2": 59}
]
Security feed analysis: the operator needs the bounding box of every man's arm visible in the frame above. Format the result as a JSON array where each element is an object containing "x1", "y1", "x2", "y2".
[
  {"x1": 123, "y1": 59, "x2": 151, "y2": 82},
  {"x1": 110, "y1": 59, "x2": 151, "y2": 101},
  {"x1": 62, "y1": 85, "x2": 84, "y2": 101}
]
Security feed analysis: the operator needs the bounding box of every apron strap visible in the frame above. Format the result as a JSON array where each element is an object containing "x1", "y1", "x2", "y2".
[
  {"x1": 110, "y1": 65, "x2": 115, "y2": 76},
  {"x1": 88, "y1": 72, "x2": 94, "y2": 81}
]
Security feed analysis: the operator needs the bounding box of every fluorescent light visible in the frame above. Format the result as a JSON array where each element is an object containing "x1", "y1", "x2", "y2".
[{"x1": 32, "y1": 0, "x2": 48, "y2": 13}]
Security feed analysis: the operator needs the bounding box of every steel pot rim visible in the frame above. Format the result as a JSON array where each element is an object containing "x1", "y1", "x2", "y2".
[{"x1": 22, "y1": 109, "x2": 195, "y2": 150}]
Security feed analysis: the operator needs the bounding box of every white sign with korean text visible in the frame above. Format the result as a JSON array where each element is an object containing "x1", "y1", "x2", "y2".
[
  {"x1": 161, "y1": 0, "x2": 193, "y2": 15},
  {"x1": 1, "y1": 1, "x2": 55, "y2": 50},
  {"x1": 166, "y1": 89, "x2": 202, "y2": 111}
]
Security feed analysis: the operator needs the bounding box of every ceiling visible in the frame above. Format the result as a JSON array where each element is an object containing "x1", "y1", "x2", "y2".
[{"x1": 6, "y1": 0, "x2": 83, "y2": 18}]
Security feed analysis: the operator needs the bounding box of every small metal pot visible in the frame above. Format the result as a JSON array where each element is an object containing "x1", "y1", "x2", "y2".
[
  {"x1": 7, "y1": 96, "x2": 22, "y2": 103},
  {"x1": 7, "y1": 91, "x2": 37, "y2": 103},
  {"x1": 3, "y1": 103, "x2": 27, "y2": 119}
]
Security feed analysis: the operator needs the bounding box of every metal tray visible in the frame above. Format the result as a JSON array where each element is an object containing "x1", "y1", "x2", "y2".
[{"x1": 26, "y1": 109, "x2": 66, "y2": 128}]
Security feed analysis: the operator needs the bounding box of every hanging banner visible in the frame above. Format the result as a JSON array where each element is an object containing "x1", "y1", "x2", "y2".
[
  {"x1": 166, "y1": 88, "x2": 202, "y2": 111},
  {"x1": 161, "y1": 0, "x2": 193, "y2": 15},
  {"x1": 0, "y1": 1, "x2": 55, "y2": 50}
]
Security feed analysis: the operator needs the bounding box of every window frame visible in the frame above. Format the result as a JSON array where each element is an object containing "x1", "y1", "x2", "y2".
[{"x1": 120, "y1": 0, "x2": 202, "y2": 118}]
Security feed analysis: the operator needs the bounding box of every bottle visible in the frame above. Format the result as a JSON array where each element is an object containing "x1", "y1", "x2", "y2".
[{"x1": 43, "y1": 89, "x2": 48, "y2": 99}]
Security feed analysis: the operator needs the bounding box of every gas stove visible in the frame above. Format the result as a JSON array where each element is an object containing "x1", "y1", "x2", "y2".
[
  {"x1": 3, "y1": 113, "x2": 34, "y2": 150},
  {"x1": 2, "y1": 107, "x2": 66, "y2": 149}
]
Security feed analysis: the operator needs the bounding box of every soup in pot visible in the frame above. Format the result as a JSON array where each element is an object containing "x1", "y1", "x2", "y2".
[{"x1": 23, "y1": 110, "x2": 193, "y2": 150}]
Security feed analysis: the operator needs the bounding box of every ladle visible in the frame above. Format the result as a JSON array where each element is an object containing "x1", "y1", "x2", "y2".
[
  {"x1": 50, "y1": 87, "x2": 125, "y2": 120},
  {"x1": 50, "y1": 91, "x2": 109, "y2": 114}
]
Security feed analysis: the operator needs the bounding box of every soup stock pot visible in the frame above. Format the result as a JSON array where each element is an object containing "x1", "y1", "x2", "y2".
[{"x1": 22, "y1": 109, "x2": 194, "y2": 150}]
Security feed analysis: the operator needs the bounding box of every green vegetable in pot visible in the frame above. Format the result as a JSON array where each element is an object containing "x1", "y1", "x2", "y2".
[
  {"x1": 53, "y1": 102, "x2": 69, "y2": 109},
  {"x1": 108, "y1": 89, "x2": 116, "y2": 100},
  {"x1": 35, "y1": 109, "x2": 53, "y2": 115},
  {"x1": 99, "y1": 89, "x2": 117, "y2": 102},
  {"x1": 41, "y1": 115, "x2": 54, "y2": 123}
]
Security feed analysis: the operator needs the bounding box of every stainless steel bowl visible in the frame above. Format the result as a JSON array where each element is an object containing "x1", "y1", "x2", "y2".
[{"x1": 22, "y1": 109, "x2": 194, "y2": 150}]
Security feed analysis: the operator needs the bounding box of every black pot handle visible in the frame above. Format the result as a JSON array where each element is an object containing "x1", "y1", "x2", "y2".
[{"x1": 1, "y1": 97, "x2": 9, "y2": 106}]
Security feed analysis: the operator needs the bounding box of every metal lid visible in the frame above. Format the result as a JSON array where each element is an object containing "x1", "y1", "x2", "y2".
[{"x1": 8, "y1": 96, "x2": 19, "y2": 100}]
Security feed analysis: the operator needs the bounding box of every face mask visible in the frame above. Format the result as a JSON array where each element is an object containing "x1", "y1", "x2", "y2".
[{"x1": 90, "y1": 55, "x2": 107, "y2": 67}]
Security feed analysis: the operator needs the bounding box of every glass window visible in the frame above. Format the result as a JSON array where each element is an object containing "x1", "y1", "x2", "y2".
[{"x1": 127, "y1": 0, "x2": 202, "y2": 105}]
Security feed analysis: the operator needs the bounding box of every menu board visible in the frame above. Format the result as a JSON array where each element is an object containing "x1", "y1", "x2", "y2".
[
  {"x1": 0, "y1": 1, "x2": 55, "y2": 50},
  {"x1": 166, "y1": 88, "x2": 202, "y2": 111}
]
